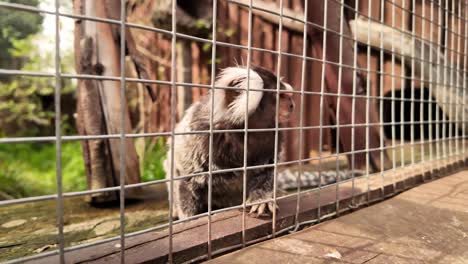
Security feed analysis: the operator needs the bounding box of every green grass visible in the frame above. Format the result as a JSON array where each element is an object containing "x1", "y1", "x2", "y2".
[
  {"x1": 0, "y1": 142, "x2": 87, "y2": 197},
  {"x1": 0, "y1": 139, "x2": 167, "y2": 198},
  {"x1": 141, "y1": 138, "x2": 166, "y2": 182}
]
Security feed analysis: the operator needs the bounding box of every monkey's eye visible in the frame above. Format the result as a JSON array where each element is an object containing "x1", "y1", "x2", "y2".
[{"x1": 280, "y1": 92, "x2": 293, "y2": 99}]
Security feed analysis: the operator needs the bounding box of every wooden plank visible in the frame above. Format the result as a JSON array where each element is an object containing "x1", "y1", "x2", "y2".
[
  {"x1": 383, "y1": 0, "x2": 410, "y2": 96},
  {"x1": 307, "y1": 0, "x2": 389, "y2": 171},
  {"x1": 447, "y1": 2, "x2": 466, "y2": 68},
  {"x1": 32, "y1": 156, "x2": 468, "y2": 263},
  {"x1": 414, "y1": 0, "x2": 440, "y2": 43},
  {"x1": 261, "y1": 10, "x2": 276, "y2": 70},
  {"x1": 306, "y1": 60, "x2": 323, "y2": 154},
  {"x1": 287, "y1": 35, "x2": 305, "y2": 162},
  {"x1": 176, "y1": 41, "x2": 193, "y2": 120},
  {"x1": 358, "y1": 0, "x2": 380, "y2": 98},
  {"x1": 210, "y1": 170, "x2": 468, "y2": 264},
  {"x1": 74, "y1": 0, "x2": 141, "y2": 202},
  {"x1": 356, "y1": 0, "x2": 383, "y2": 167},
  {"x1": 349, "y1": 15, "x2": 468, "y2": 134},
  {"x1": 229, "y1": 0, "x2": 303, "y2": 32},
  {"x1": 93, "y1": 1, "x2": 141, "y2": 186},
  {"x1": 190, "y1": 43, "x2": 203, "y2": 102}
]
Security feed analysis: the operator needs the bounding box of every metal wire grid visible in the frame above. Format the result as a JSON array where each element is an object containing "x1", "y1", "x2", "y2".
[{"x1": 0, "y1": 0, "x2": 466, "y2": 263}]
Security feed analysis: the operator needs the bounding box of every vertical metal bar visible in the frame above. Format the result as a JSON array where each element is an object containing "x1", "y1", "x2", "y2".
[
  {"x1": 54, "y1": 0, "x2": 65, "y2": 263},
  {"x1": 242, "y1": 0, "x2": 253, "y2": 247},
  {"x1": 334, "y1": 0, "x2": 345, "y2": 216},
  {"x1": 365, "y1": 0, "x2": 372, "y2": 203},
  {"x1": 168, "y1": 0, "x2": 177, "y2": 262},
  {"x1": 350, "y1": 0, "x2": 360, "y2": 205},
  {"x1": 391, "y1": 1, "x2": 396, "y2": 192},
  {"x1": 428, "y1": 0, "x2": 434, "y2": 173},
  {"x1": 455, "y1": 0, "x2": 462, "y2": 159},
  {"x1": 207, "y1": 0, "x2": 218, "y2": 258},
  {"x1": 272, "y1": 0, "x2": 284, "y2": 237},
  {"x1": 410, "y1": 0, "x2": 416, "y2": 168},
  {"x1": 448, "y1": 0, "x2": 454, "y2": 160},
  {"x1": 419, "y1": 0, "x2": 425, "y2": 170},
  {"x1": 435, "y1": 0, "x2": 442, "y2": 169},
  {"x1": 449, "y1": 0, "x2": 457, "y2": 160},
  {"x1": 293, "y1": 0, "x2": 309, "y2": 229},
  {"x1": 463, "y1": 1, "x2": 468, "y2": 162},
  {"x1": 399, "y1": 0, "x2": 406, "y2": 183},
  {"x1": 317, "y1": 0, "x2": 329, "y2": 220},
  {"x1": 442, "y1": 0, "x2": 448, "y2": 165},
  {"x1": 119, "y1": 0, "x2": 127, "y2": 263},
  {"x1": 379, "y1": 0, "x2": 386, "y2": 195}
]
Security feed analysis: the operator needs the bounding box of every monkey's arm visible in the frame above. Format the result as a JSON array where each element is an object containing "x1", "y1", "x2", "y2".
[
  {"x1": 175, "y1": 177, "x2": 209, "y2": 219},
  {"x1": 246, "y1": 169, "x2": 278, "y2": 217}
]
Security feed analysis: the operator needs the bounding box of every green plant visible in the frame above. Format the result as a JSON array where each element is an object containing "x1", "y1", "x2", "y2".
[
  {"x1": 0, "y1": 0, "x2": 43, "y2": 72},
  {"x1": 0, "y1": 164, "x2": 42, "y2": 199},
  {"x1": 0, "y1": 5, "x2": 76, "y2": 137},
  {"x1": 0, "y1": 142, "x2": 86, "y2": 198},
  {"x1": 141, "y1": 138, "x2": 167, "y2": 182}
]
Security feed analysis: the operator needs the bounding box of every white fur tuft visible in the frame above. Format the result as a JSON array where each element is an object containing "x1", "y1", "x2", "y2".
[
  {"x1": 283, "y1": 82, "x2": 293, "y2": 92},
  {"x1": 212, "y1": 67, "x2": 264, "y2": 124}
]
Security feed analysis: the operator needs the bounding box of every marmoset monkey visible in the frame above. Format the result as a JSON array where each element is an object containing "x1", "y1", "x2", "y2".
[{"x1": 163, "y1": 66, "x2": 295, "y2": 219}]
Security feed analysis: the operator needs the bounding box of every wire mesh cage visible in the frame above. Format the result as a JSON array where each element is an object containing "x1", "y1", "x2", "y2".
[{"x1": 0, "y1": 0, "x2": 466, "y2": 263}]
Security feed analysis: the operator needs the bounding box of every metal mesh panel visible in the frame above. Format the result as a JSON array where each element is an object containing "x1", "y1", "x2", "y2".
[{"x1": 0, "y1": 0, "x2": 466, "y2": 263}]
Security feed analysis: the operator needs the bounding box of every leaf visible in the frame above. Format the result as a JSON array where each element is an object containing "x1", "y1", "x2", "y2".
[
  {"x1": 195, "y1": 19, "x2": 210, "y2": 29},
  {"x1": 202, "y1": 43, "x2": 212, "y2": 52},
  {"x1": 224, "y1": 28, "x2": 236, "y2": 37}
]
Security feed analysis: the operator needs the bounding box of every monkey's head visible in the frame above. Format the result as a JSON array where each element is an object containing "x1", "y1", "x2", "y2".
[{"x1": 211, "y1": 66, "x2": 295, "y2": 128}]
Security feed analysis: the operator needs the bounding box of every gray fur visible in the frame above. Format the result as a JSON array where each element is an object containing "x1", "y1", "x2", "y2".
[
  {"x1": 163, "y1": 66, "x2": 294, "y2": 219},
  {"x1": 277, "y1": 169, "x2": 365, "y2": 190}
]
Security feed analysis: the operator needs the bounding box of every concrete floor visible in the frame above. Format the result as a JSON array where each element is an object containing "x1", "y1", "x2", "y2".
[{"x1": 208, "y1": 170, "x2": 468, "y2": 264}]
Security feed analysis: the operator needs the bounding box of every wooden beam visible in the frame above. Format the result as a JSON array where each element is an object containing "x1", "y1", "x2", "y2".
[
  {"x1": 74, "y1": 0, "x2": 141, "y2": 203},
  {"x1": 150, "y1": 0, "x2": 212, "y2": 37},
  {"x1": 349, "y1": 16, "x2": 468, "y2": 132},
  {"x1": 34, "y1": 157, "x2": 468, "y2": 263},
  {"x1": 230, "y1": 0, "x2": 467, "y2": 133},
  {"x1": 176, "y1": 41, "x2": 193, "y2": 120},
  {"x1": 74, "y1": 0, "x2": 116, "y2": 203},
  {"x1": 228, "y1": 0, "x2": 303, "y2": 32}
]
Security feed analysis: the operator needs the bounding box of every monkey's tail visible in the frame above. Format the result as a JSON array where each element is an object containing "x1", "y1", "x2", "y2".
[{"x1": 277, "y1": 169, "x2": 365, "y2": 190}]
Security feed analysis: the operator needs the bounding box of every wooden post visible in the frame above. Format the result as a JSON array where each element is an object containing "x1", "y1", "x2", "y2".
[
  {"x1": 358, "y1": 0, "x2": 381, "y2": 98},
  {"x1": 383, "y1": 0, "x2": 410, "y2": 96},
  {"x1": 74, "y1": 0, "x2": 140, "y2": 203},
  {"x1": 176, "y1": 41, "x2": 193, "y2": 120},
  {"x1": 308, "y1": 0, "x2": 390, "y2": 171}
]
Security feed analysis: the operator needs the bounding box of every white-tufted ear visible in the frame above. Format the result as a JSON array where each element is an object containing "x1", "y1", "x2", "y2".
[
  {"x1": 283, "y1": 82, "x2": 293, "y2": 92},
  {"x1": 211, "y1": 67, "x2": 264, "y2": 124}
]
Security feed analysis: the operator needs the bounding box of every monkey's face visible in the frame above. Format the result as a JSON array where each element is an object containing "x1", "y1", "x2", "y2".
[
  {"x1": 250, "y1": 66, "x2": 295, "y2": 125},
  {"x1": 212, "y1": 66, "x2": 295, "y2": 128},
  {"x1": 278, "y1": 84, "x2": 295, "y2": 124}
]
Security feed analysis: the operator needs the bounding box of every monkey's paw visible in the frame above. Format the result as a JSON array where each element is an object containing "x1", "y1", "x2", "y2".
[{"x1": 248, "y1": 200, "x2": 279, "y2": 217}]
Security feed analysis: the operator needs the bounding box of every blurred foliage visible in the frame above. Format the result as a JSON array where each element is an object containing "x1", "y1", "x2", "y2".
[
  {"x1": 0, "y1": 22, "x2": 76, "y2": 137},
  {"x1": 0, "y1": 142, "x2": 87, "y2": 198},
  {"x1": 141, "y1": 138, "x2": 166, "y2": 182},
  {"x1": 0, "y1": 0, "x2": 43, "y2": 72},
  {"x1": 0, "y1": 139, "x2": 167, "y2": 198},
  {"x1": 0, "y1": 0, "x2": 167, "y2": 199}
]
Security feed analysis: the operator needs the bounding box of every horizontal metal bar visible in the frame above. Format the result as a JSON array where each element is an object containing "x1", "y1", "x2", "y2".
[
  {"x1": 1, "y1": 136, "x2": 465, "y2": 208},
  {"x1": 0, "y1": 3, "x2": 466, "y2": 74},
  {"x1": 1, "y1": 119, "x2": 466, "y2": 144}
]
